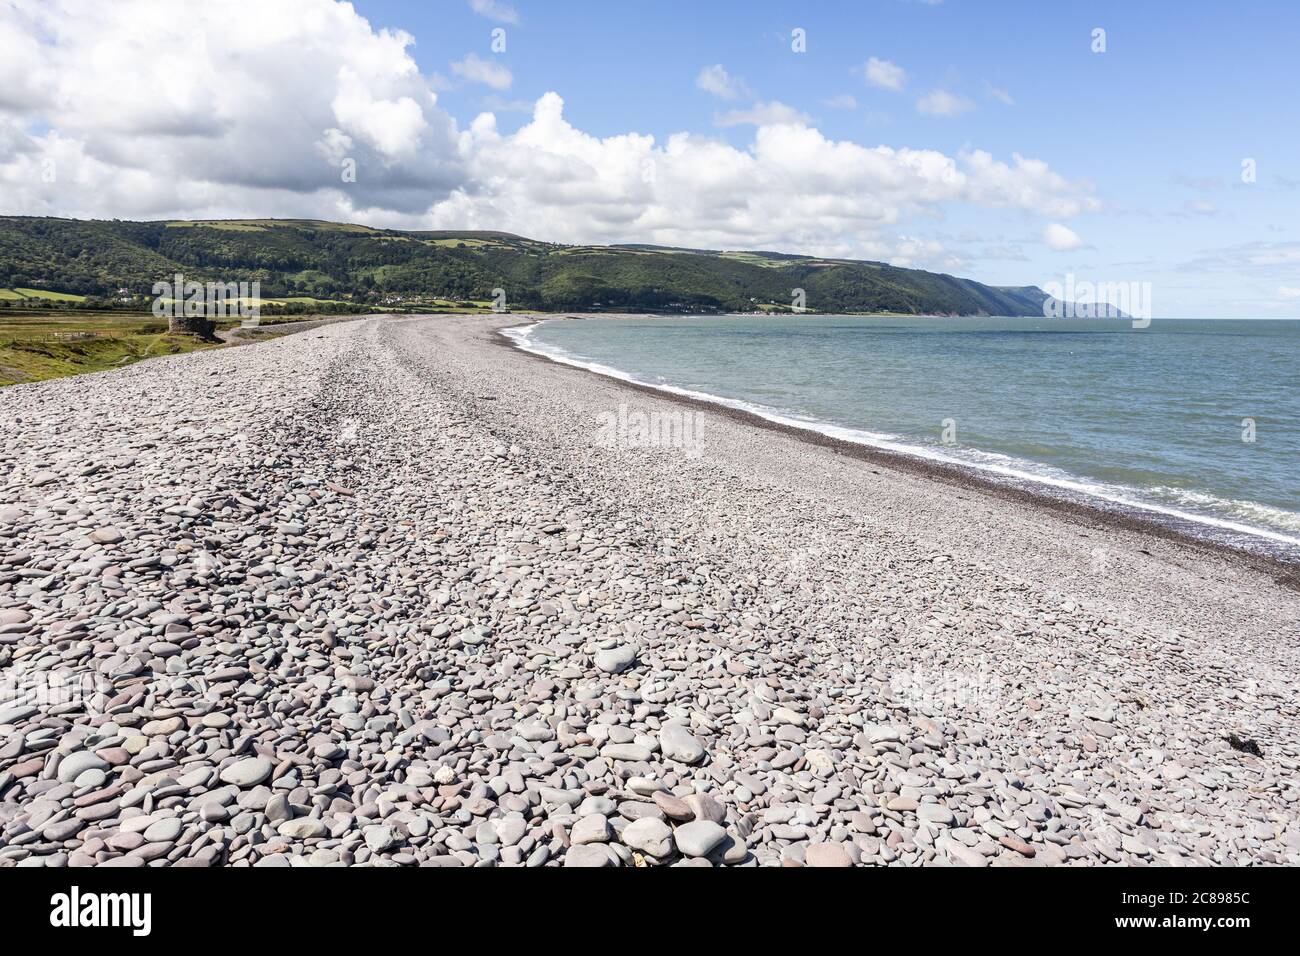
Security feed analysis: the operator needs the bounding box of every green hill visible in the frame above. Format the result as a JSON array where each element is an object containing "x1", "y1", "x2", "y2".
[{"x1": 0, "y1": 216, "x2": 1052, "y2": 316}]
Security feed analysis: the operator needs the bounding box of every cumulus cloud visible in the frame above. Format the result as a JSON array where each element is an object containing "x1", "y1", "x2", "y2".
[
  {"x1": 0, "y1": 0, "x2": 1096, "y2": 260},
  {"x1": 863, "y1": 57, "x2": 906, "y2": 92},
  {"x1": 916, "y1": 89, "x2": 974, "y2": 116},
  {"x1": 430, "y1": 94, "x2": 1096, "y2": 255},
  {"x1": 984, "y1": 81, "x2": 1015, "y2": 106},
  {"x1": 1181, "y1": 241, "x2": 1300, "y2": 274},
  {"x1": 1043, "y1": 222, "x2": 1083, "y2": 250},
  {"x1": 468, "y1": 0, "x2": 519, "y2": 24},
  {"x1": 0, "y1": 0, "x2": 463, "y2": 217},
  {"x1": 886, "y1": 235, "x2": 958, "y2": 270},
  {"x1": 695, "y1": 65, "x2": 750, "y2": 101},
  {"x1": 716, "y1": 101, "x2": 811, "y2": 127},
  {"x1": 824, "y1": 94, "x2": 859, "y2": 109},
  {"x1": 451, "y1": 53, "x2": 513, "y2": 90}
]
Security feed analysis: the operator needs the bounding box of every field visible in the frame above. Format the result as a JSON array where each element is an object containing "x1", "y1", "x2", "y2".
[
  {"x1": 0, "y1": 308, "x2": 484, "y2": 387},
  {"x1": 0, "y1": 216, "x2": 1055, "y2": 316},
  {"x1": 0, "y1": 287, "x2": 89, "y2": 302},
  {"x1": 163, "y1": 219, "x2": 379, "y2": 233},
  {"x1": 151, "y1": 295, "x2": 353, "y2": 308},
  {"x1": 0, "y1": 313, "x2": 218, "y2": 387}
]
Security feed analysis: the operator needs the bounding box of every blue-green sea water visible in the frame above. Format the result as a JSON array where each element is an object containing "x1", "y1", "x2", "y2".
[{"x1": 507, "y1": 315, "x2": 1300, "y2": 555}]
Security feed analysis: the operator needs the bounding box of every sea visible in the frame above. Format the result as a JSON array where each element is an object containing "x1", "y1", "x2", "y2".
[{"x1": 505, "y1": 314, "x2": 1300, "y2": 559}]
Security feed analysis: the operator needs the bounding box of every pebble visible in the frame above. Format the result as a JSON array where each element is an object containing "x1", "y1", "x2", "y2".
[
  {"x1": 0, "y1": 315, "x2": 1288, "y2": 872},
  {"x1": 917, "y1": 804, "x2": 955, "y2": 826},
  {"x1": 653, "y1": 791, "x2": 693, "y2": 822},
  {"x1": 143, "y1": 818, "x2": 184, "y2": 843},
  {"x1": 279, "y1": 818, "x2": 328, "y2": 839},
  {"x1": 659, "y1": 723, "x2": 706, "y2": 764},
  {"x1": 622, "y1": 817, "x2": 675, "y2": 858},
  {"x1": 805, "y1": 842, "x2": 854, "y2": 867},
  {"x1": 56, "y1": 752, "x2": 109, "y2": 784},
  {"x1": 565, "y1": 844, "x2": 616, "y2": 868},
  {"x1": 570, "y1": 814, "x2": 612, "y2": 845},
  {"x1": 219, "y1": 758, "x2": 274, "y2": 788},
  {"x1": 364, "y1": 825, "x2": 398, "y2": 852},
  {"x1": 674, "y1": 820, "x2": 727, "y2": 858},
  {"x1": 595, "y1": 645, "x2": 638, "y2": 674}
]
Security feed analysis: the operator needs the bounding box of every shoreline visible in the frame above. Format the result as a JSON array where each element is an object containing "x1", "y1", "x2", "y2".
[
  {"x1": 495, "y1": 314, "x2": 1300, "y2": 586},
  {"x1": 2, "y1": 313, "x2": 1297, "y2": 868}
]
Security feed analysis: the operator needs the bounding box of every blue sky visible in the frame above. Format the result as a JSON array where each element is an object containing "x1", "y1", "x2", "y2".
[
  {"x1": 353, "y1": 0, "x2": 1300, "y2": 317},
  {"x1": 2, "y1": 0, "x2": 1296, "y2": 317}
]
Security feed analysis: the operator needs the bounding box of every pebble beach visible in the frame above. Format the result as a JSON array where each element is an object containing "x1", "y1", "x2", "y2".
[{"x1": 1, "y1": 313, "x2": 1297, "y2": 868}]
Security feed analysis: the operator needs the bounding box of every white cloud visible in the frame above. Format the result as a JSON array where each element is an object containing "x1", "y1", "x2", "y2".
[
  {"x1": 1278, "y1": 286, "x2": 1300, "y2": 299},
  {"x1": 0, "y1": 0, "x2": 1096, "y2": 261},
  {"x1": 824, "y1": 94, "x2": 859, "y2": 109},
  {"x1": 695, "y1": 64, "x2": 750, "y2": 101},
  {"x1": 1043, "y1": 223, "x2": 1083, "y2": 250},
  {"x1": 887, "y1": 235, "x2": 955, "y2": 270},
  {"x1": 864, "y1": 57, "x2": 906, "y2": 92},
  {"x1": 0, "y1": 0, "x2": 462, "y2": 217},
  {"x1": 451, "y1": 52, "x2": 513, "y2": 90},
  {"x1": 1182, "y1": 241, "x2": 1300, "y2": 273},
  {"x1": 468, "y1": 0, "x2": 519, "y2": 24},
  {"x1": 716, "y1": 101, "x2": 811, "y2": 127},
  {"x1": 916, "y1": 89, "x2": 974, "y2": 116},
  {"x1": 963, "y1": 152, "x2": 1094, "y2": 219},
  {"x1": 478, "y1": 95, "x2": 534, "y2": 114},
  {"x1": 984, "y1": 81, "x2": 1015, "y2": 106},
  {"x1": 432, "y1": 94, "x2": 1095, "y2": 255}
]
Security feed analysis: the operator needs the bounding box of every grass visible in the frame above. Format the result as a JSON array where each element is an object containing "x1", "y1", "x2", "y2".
[
  {"x1": 0, "y1": 301, "x2": 496, "y2": 387},
  {"x1": 0, "y1": 308, "x2": 411, "y2": 387},
  {"x1": 423, "y1": 237, "x2": 503, "y2": 249},
  {"x1": 150, "y1": 294, "x2": 351, "y2": 309},
  {"x1": 229, "y1": 295, "x2": 351, "y2": 307},
  {"x1": 423, "y1": 299, "x2": 493, "y2": 312},
  {"x1": 718, "y1": 251, "x2": 794, "y2": 268},
  {"x1": 164, "y1": 219, "x2": 377, "y2": 233},
  {"x1": 1, "y1": 287, "x2": 89, "y2": 302},
  {"x1": 0, "y1": 313, "x2": 215, "y2": 387}
]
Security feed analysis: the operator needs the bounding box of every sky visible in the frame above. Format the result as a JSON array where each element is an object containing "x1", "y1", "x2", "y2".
[{"x1": 0, "y1": 0, "x2": 1297, "y2": 317}]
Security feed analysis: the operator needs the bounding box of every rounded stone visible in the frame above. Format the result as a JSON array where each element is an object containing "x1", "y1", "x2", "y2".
[
  {"x1": 570, "y1": 814, "x2": 611, "y2": 845},
  {"x1": 805, "y1": 842, "x2": 854, "y2": 867},
  {"x1": 279, "y1": 818, "x2": 328, "y2": 839},
  {"x1": 56, "y1": 751, "x2": 109, "y2": 784},
  {"x1": 674, "y1": 820, "x2": 726, "y2": 858},
  {"x1": 659, "y1": 723, "x2": 706, "y2": 764},
  {"x1": 218, "y1": 757, "x2": 274, "y2": 788},
  {"x1": 143, "y1": 817, "x2": 183, "y2": 843},
  {"x1": 564, "y1": 844, "x2": 616, "y2": 867},
  {"x1": 622, "y1": 817, "x2": 674, "y2": 858}
]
